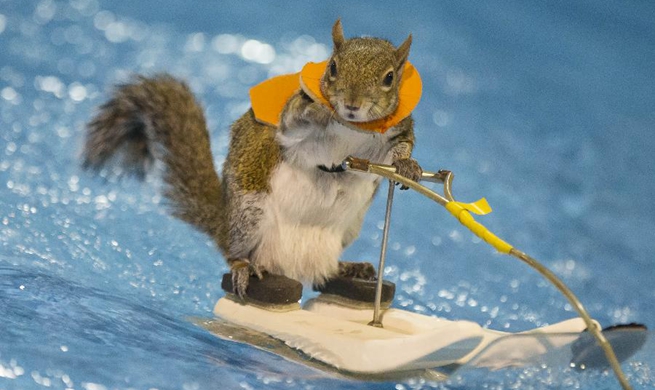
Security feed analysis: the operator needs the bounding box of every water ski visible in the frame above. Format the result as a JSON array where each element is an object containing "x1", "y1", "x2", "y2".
[{"x1": 210, "y1": 292, "x2": 648, "y2": 376}]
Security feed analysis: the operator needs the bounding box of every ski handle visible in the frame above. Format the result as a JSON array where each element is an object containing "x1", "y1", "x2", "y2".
[{"x1": 341, "y1": 156, "x2": 633, "y2": 390}]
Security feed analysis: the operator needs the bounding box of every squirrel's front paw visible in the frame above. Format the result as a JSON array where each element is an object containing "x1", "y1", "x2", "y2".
[
  {"x1": 338, "y1": 261, "x2": 377, "y2": 280},
  {"x1": 301, "y1": 102, "x2": 332, "y2": 125},
  {"x1": 229, "y1": 258, "x2": 264, "y2": 299},
  {"x1": 392, "y1": 158, "x2": 423, "y2": 190}
]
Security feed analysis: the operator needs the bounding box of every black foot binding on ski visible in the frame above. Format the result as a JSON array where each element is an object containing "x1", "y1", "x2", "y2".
[
  {"x1": 570, "y1": 323, "x2": 648, "y2": 370},
  {"x1": 313, "y1": 276, "x2": 396, "y2": 309},
  {"x1": 221, "y1": 273, "x2": 302, "y2": 311}
]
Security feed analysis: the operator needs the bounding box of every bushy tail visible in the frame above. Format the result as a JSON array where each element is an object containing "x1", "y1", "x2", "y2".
[{"x1": 83, "y1": 74, "x2": 225, "y2": 243}]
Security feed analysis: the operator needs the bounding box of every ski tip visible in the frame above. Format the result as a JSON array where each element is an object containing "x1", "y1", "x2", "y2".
[{"x1": 570, "y1": 323, "x2": 648, "y2": 371}]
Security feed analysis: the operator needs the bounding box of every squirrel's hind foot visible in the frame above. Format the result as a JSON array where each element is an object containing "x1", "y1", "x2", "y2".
[
  {"x1": 221, "y1": 264, "x2": 302, "y2": 306},
  {"x1": 338, "y1": 261, "x2": 377, "y2": 280},
  {"x1": 228, "y1": 258, "x2": 264, "y2": 299}
]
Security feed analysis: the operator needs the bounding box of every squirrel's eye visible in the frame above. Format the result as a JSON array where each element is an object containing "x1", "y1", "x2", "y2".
[
  {"x1": 329, "y1": 60, "x2": 337, "y2": 78},
  {"x1": 382, "y1": 71, "x2": 394, "y2": 87}
]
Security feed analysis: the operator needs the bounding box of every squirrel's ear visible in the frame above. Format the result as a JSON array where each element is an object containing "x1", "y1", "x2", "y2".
[
  {"x1": 332, "y1": 19, "x2": 345, "y2": 50},
  {"x1": 395, "y1": 34, "x2": 412, "y2": 72}
]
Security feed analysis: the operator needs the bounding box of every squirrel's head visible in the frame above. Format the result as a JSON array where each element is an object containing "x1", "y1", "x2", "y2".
[{"x1": 320, "y1": 19, "x2": 412, "y2": 123}]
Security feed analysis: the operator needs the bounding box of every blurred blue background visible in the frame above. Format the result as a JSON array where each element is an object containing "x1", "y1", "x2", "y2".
[{"x1": 1, "y1": 0, "x2": 654, "y2": 389}]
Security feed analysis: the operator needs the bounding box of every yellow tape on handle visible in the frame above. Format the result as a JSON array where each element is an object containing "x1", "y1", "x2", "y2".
[
  {"x1": 445, "y1": 200, "x2": 513, "y2": 254},
  {"x1": 451, "y1": 198, "x2": 492, "y2": 215}
]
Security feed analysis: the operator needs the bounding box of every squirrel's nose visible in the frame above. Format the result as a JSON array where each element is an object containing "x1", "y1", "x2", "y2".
[{"x1": 344, "y1": 104, "x2": 360, "y2": 112}]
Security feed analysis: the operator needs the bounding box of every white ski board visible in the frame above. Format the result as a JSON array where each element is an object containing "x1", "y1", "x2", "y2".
[{"x1": 213, "y1": 297, "x2": 588, "y2": 374}]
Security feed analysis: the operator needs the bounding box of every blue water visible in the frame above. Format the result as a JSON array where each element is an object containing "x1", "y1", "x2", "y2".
[{"x1": 1, "y1": 0, "x2": 654, "y2": 389}]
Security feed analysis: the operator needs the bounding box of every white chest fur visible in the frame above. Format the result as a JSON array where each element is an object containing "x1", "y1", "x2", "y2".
[{"x1": 252, "y1": 121, "x2": 395, "y2": 284}]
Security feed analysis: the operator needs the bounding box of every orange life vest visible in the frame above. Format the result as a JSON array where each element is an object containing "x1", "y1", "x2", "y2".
[{"x1": 249, "y1": 61, "x2": 422, "y2": 134}]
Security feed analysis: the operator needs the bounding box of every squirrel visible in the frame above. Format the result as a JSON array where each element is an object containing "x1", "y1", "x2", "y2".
[{"x1": 82, "y1": 20, "x2": 423, "y2": 299}]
